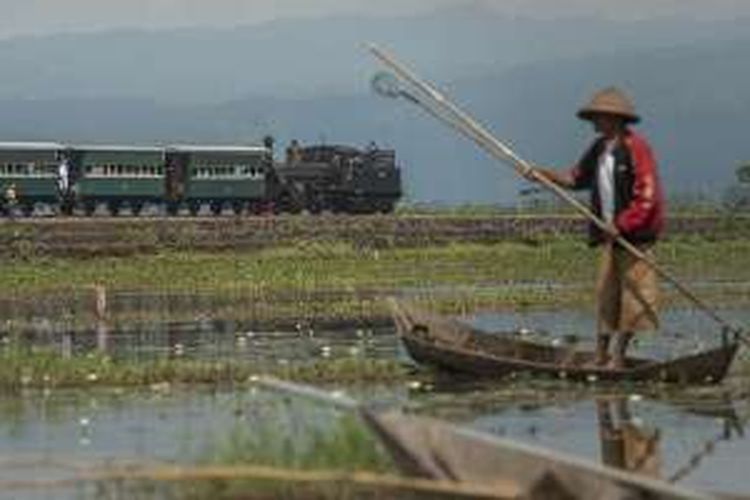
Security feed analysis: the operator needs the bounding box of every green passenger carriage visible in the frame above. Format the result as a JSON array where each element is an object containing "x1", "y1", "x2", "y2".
[
  {"x1": 165, "y1": 145, "x2": 270, "y2": 215},
  {"x1": 69, "y1": 145, "x2": 165, "y2": 215},
  {"x1": 0, "y1": 142, "x2": 65, "y2": 215}
]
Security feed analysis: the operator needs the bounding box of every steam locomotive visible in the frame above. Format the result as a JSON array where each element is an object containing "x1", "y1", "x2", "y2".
[
  {"x1": 724, "y1": 163, "x2": 750, "y2": 212},
  {"x1": 0, "y1": 139, "x2": 401, "y2": 216}
]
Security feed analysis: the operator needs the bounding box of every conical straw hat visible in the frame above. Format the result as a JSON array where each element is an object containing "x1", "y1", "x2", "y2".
[{"x1": 577, "y1": 87, "x2": 640, "y2": 123}]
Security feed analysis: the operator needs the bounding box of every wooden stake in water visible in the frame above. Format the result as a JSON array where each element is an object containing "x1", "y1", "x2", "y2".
[{"x1": 93, "y1": 284, "x2": 109, "y2": 353}]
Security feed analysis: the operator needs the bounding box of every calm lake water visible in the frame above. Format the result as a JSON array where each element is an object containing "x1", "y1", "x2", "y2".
[{"x1": 1, "y1": 306, "x2": 749, "y2": 499}]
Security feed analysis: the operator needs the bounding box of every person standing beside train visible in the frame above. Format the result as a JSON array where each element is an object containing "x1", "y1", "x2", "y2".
[
  {"x1": 4, "y1": 182, "x2": 18, "y2": 217},
  {"x1": 527, "y1": 87, "x2": 666, "y2": 370}
]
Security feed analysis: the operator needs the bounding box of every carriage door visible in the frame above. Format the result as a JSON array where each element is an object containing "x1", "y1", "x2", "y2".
[{"x1": 165, "y1": 151, "x2": 189, "y2": 203}]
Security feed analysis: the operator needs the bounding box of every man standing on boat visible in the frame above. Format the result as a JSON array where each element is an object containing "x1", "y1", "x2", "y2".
[{"x1": 528, "y1": 87, "x2": 666, "y2": 369}]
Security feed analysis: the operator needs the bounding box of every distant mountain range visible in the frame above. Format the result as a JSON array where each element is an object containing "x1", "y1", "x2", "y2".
[{"x1": 0, "y1": 6, "x2": 748, "y2": 204}]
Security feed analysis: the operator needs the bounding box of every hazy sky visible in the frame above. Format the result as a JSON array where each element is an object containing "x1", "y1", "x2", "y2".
[{"x1": 4, "y1": 0, "x2": 750, "y2": 39}]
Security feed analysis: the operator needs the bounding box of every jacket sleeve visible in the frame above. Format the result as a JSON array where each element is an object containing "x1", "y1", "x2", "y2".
[
  {"x1": 568, "y1": 140, "x2": 599, "y2": 190},
  {"x1": 616, "y1": 136, "x2": 659, "y2": 233}
]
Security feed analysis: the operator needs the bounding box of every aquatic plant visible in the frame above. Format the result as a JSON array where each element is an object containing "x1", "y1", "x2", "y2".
[
  {"x1": 178, "y1": 396, "x2": 393, "y2": 499},
  {"x1": 0, "y1": 347, "x2": 410, "y2": 391}
]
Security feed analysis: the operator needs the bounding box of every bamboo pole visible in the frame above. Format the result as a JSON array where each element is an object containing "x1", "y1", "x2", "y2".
[
  {"x1": 368, "y1": 44, "x2": 744, "y2": 342},
  {"x1": 0, "y1": 463, "x2": 518, "y2": 499}
]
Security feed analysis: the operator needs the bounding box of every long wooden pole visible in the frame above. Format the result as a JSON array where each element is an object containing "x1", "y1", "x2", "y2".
[
  {"x1": 368, "y1": 44, "x2": 743, "y2": 340},
  {"x1": 0, "y1": 464, "x2": 516, "y2": 499}
]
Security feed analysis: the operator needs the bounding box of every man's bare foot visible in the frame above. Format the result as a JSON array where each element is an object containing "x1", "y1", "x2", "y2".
[
  {"x1": 607, "y1": 356, "x2": 626, "y2": 370},
  {"x1": 591, "y1": 334, "x2": 611, "y2": 367},
  {"x1": 608, "y1": 332, "x2": 633, "y2": 370}
]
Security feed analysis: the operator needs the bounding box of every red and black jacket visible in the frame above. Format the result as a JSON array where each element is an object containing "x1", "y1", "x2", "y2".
[{"x1": 569, "y1": 130, "x2": 665, "y2": 246}]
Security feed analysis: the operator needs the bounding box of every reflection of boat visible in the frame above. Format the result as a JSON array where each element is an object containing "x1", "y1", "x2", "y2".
[
  {"x1": 596, "y1": 395, "x2": 748, "y2": 489},
  {"x1": 390, "y1": 300, "x2": 738, "y2": 384}
]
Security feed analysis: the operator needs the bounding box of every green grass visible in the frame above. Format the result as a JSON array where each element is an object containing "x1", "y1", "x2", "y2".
[
  {"x1": 2, "y1": 237, "x2": 749, "y2": 293},
  {"x1": 94, "y1": 411, "x2": 395, "y2": 500},
  {"x1": 1, "y1": 236, "x2": 748, "y2": 328},
  {"x1": 202, "y1": 414, "x2": 391, "y2": 473},
  {"x1": 177, "y1": 393, "x2": 394, "y2": 500},
  {"x1": 0, "y1": 347, "x2": 410, "y2": 391}
]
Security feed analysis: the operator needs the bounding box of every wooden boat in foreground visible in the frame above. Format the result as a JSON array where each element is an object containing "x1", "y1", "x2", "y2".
[
  {"x1": 363, "y1": 410, "x2": 712, "y2": 500},
  {"x1": 389, "y1": 300, "x2": 739, "y2": 384},
  {"x1": 257, "y1": 377, "x2": 713, "y2": 500}
]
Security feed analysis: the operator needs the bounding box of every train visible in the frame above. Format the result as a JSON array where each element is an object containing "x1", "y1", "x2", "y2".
[
  {"x1": 0, "y1": 139, "x2": 402, "y2": 216},
  {"x1": 723, "y1": 163, "x2": 750, "y2": 212}
]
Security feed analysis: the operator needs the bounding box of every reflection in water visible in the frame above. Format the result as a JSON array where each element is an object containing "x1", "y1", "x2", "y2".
[
  {"x1": 467, "y1": 391, "x2": 750, "y2": 494},
  {"x1": 4, "y1": 307, "x2": 748, "y2": 367},
  {"x1": 1, "y1": 305, "x2": 750, "y2": 498},
  {"x1": 0, "y1": 385, "x2": 748, "y2": 498},
  {"x1": 2, "y1": 319, "x2": 403, "y2": 366},
  {"x1": 596, "y1": 397, "x2": 661, "y2": 477},
  {"x1": 667, "y1": 400, "x2": 745, "y2": 484}
]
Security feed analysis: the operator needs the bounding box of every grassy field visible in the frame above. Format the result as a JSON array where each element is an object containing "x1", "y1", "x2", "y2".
[
  {"x1": 0, "y1": 235, "x2": 747, "y2": 329},
  {"x1": 2, "y1": 236, "x2": 749, "y2": 293}
]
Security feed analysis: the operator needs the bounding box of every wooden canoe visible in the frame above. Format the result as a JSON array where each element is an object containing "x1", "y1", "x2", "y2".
[
  {"x1": 363, "y1": 410, "x2": 713, "y2": 500},
  {"x1": 257, "y1": 377, "x2": 713, "y2": 500},
  {"x1": 389, "y1": 300, "x2": 738, "y2": 384}
]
